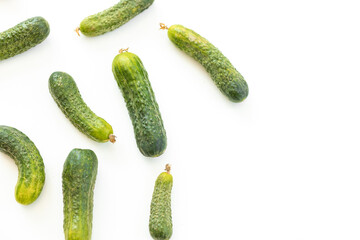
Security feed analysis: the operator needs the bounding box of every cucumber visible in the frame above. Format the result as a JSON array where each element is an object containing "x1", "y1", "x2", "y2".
[
  {"x1": 49, "y1": 71, "x2": 116, "y2": 143},
  {"x1": 112, "y1": 50, "x2": 167, "y2": 157},
  {"x1": 149, "y1": 164, "x2": 173, "y2": 240},
  {"x1": 161, "y1": 24, "x2": 249, "y2": 102},
  {"x1": 0, "y1": 16, "x2": 50, "y2": 61},
  {"x1": 0, "y1": 126, "x2": 45, "y2": 205},
  {"x1": 77, "y1": 0, "x2": 155, "y2": 37},
  {"x1": 62, "y1": 148, "x2": 98, "y2": 240}
]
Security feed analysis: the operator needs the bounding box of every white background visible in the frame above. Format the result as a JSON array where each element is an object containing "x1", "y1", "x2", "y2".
[{"x1": 0, "y1": 0, "x2": 360, "y2": 239}]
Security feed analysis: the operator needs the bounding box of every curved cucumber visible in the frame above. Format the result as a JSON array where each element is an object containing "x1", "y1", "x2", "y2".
[
  {"x1": 112, "y1": 50, "x2": 166, "y2": 157},
  {"x1": 164, "y1": 24, "x2": 249, "y2": 102},
  {"x1": 0, "y1": 16, "x2": 50, "y2": 61},
  {"x1": 63, "y1": 148, "x2": 98, "y2": 240},
  {"x1": 0, "y1": 126, "x2": 45, "y2": 205},
  {"x1": 149, "y1": 164, "x2": 173, "y2": 240},
  {"x1": 79, "y1": 0, "x2": 155, "y2": 37},
  {"x1": 49, "y1": 71, "x2": 115, "y2": 143}
]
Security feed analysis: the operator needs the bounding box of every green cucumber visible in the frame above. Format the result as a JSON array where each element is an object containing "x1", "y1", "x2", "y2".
[
  {"x1": 49, "y1": 71, "x2": 116, "y2": 143},
  {"x1": 63, "y1": 148, "x2": 98, "y2": 240},
  {"x1": 78, "y1": 0, "x2": 155, "y2": 37},
  {"x1": 112, "y1": 50, "x2": 167, "y2": 157},
  {"x1": 0, "y1": 126, "x2": 45, "y2": 205},
  {"x1": 0, "y1": 16, "x2": 50, "y2": 61},
  {"x1": 162, "y1": 24, "x2": 249, "y2": 102},
  {"x1": 149, "y1": 164, "x2": 173, "y2": 240}
]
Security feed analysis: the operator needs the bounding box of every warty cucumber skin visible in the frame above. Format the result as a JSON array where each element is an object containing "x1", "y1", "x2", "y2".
[
  {"x1": 0, "y1": 16, "x2": 50, "y2": 61},
  {"x1": 149, "y1": 169, "x2": 173, "y2": 240},
  {"x1": 49, "y1": 71, "x2": 114, "y2": 143},
  {"x1": 167, "y1": 24, "x2": 249, "y2": 102},
  {"x1": 112, "y1": 52, "x2": 167, "y2": 157},
  {"x1": 0, "y1": 126, "x2": 45, "y2": 205},
  {"x1": 62, "y1": 148, "x2": 98, "y2": 240},
  {"x1": 80, "y1": 0, "x2": 155, "y2": 37}
]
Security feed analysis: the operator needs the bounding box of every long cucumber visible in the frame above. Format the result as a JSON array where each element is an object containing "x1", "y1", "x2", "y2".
[
  {"x1": 49, "y1": 71, "x2": 116, "y2": 143},
  {"x1": 77, "y1": 0, "x2": 155, "y2": 37},
  {"x1": 112, "y1": 50, "x2": 167, "y2": 157},
  {"x1": 162, "y1": 23, "x2": 249, "y2": 102},
  {"x1": 0, "y1": 17, "x2": 50, "y2": 61}
]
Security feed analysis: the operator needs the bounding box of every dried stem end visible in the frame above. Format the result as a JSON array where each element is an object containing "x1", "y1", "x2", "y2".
[
  {"x1": 119, "y1": 48, "x2": 129, "y2": 54},
  {"x1": 75, "y1": 27, "x2": 80, "y2": 36},
  {"x1": 109, "y1": 134, "x2": 116, "y2": 143},
  {"x1": 160, "y1": 23, "x2": 169, "y2": 30},
  {"x1": 165, "y1": 164, "x2": 171, "y2": 174}
]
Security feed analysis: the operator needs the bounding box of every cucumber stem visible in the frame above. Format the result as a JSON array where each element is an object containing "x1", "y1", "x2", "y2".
[
  {"x1": 109, "y1": 134, "x2": 116, "y2": 143},
  {"x1": 165, "y1": 164, "x2": 171, "y2": 174},
  {"x1": 75, "y1": 27, "x2": 80, "y2": 36},
  {"x1": 160, "y1": 23, "x2": 168, "y2": 30},
  {"x1": 119, "y1": 48, "x2": 129, "y2": 54}
]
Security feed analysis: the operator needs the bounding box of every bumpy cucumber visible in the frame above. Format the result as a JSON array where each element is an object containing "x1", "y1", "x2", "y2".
[
  {"x1": 78, "y1": 0, "x2": 154, "y2": 37},
  {"x1": 149, "y1": 164, "x2": 173, "y2": 240},
  {"x1": 0, "y1": 16, "x2": 50, "y2": 61},
  {"x1": 163, "y1": 24, "x2": 249, "y2": 102},
  {"x1": 63, "y1": 148, "x2": 98, "y2": 240},
  {"x1": 112, "y1": 50, "x2": 166, "y2": 157},
  {"x1": 49, "y1": 71, "x2": 115, "y2": 143},
  {"x1": 0, "y1": 126, "x2": 45, "y2": 205}
]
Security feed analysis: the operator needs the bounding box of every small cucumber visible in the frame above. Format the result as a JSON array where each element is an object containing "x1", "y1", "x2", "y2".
[
  {"x1": 0, "y1": 17, "x2": 50, "y2": 61},
  {"x1": 62, "y1": 148, "x2": 98, "y2": 240},
  {"x1": 0, "y1": 126, "x2": 45, "y2": 205},
  {"x1": 78, "y1": 0, "x2": 155, "y2": 37},
  {"x1": 161, "y1": 24, "x2": 249, "y2": 102},
  {"x1": 49, "y1": 71, "x2": 116, "y2": 143},
  {"x1": 112, "y1": 50, "x2": 167, "y2": 157},
  {"x1": 149, "y1": 164, "x2": 173, "y2": 240}
]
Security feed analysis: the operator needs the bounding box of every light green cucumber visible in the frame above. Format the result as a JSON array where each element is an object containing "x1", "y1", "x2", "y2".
[
  {"x1": 0, "y1": 126, "x2": 45, "y2": 205},
  {"x1": 78, "y1": 0, "x2": 155, "y2": 37},
  {"x1": 149, "y1": 164, "x2": 173, "y2": 240}
]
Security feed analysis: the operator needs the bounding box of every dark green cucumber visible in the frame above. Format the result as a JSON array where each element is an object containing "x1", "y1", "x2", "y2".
[
  {"x1": 149, "y1": 164, "x2": 173, "y2": 240},
  {"x1": 78, "y1": 0, "x2": 154, "y2": 37},
  {"x1": 63, "y1": 148, "x2": 98, "y2": 240},
  {"x1": 0, "y1": 126, "x2": 45, "y2": 205},
  {"x1": 49, "y1": 71, "x2": 115, "y2": 143},
  {"x1": 112, "y1": 50, "x2": 166, "y2": 157},
  {"x1": 163, "y1": 24, "x2": 249, "y2": 102},
  {"x1": 0, "y1": 16, "x2": 50, "y2": 61}
]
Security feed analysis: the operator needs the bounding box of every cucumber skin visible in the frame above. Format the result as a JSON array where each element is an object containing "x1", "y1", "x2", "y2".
[
  {"x1": 112, "y1": 52, "x2": 167, "y2": 157},
  {"x1": 62, "y1": 149, "x2": 98, "y2": 240},
  {"x1": 0, "y1": 17, "x2": 50, "y2": 61},
  {"x1": 0, "y1": 126, "x2": 45, "y2": 205},
  {"x1": 149, "y1": 172, "x2": 173, "y2": 240},
  {"x1": 80, "y1": 0, "x2": 155, "y2": 37},
  {"x1": 49, "y1": 72, "x2": 114, "y2": 143},
  {"x1": 167, "y1": 24, "x2": 249, "y2": 102}
]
